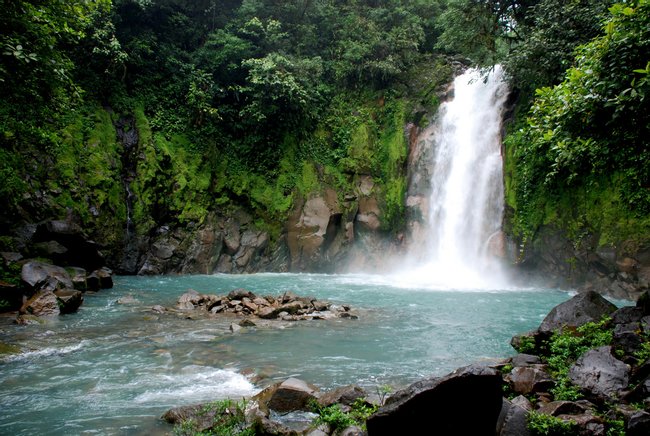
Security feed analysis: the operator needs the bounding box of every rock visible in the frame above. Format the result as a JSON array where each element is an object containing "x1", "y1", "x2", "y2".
[
  {"x1": 33, "y1": 240, "x2": 68, "y2": 261},
  {"x1": 318, "y1": 385, "x2": 366, "y2": 408},
  {"x1": 258, "y1": 306, "x2": 281, "y2": 319},
  {"x1": 116, "y1": 295, "x2": 139, "y2": 305},
  {"x1": 94, "y1": 267, "x2": 113, "y2": 289},
  {"x1": 66, "y1": 267, "x2": 87, "y2": 291},
  {"x1": 54, "y1": 289, "x2": 83, "y2": 314},
  {"x1": 228, "y1": 288, "x2": 256, "y2": 300},
  {"x1": 507, "y1": 365, "x2": 554, "y2": 395},
  {"x1": 511, "y1": 353, "x2": 542, "y2": 367},
  {"x1": 611, "y1": 306, "x2": 645, "y2": 324},
  {"x1": 627, "y1": 411, "x2": 650, "y2": 436},
  {"x1": 239, "y1": 319, "x2": 257, "y2": 327},
  {"x1": 19, "y1": 290, "x2": 60, "y2": 317},
  {"x1": 255, "y1": 378, "x2": 320, "y2": 414},
  {"x1": 556, "y1": 413, "x2": 605, "y2": 435},
  {"x1": 366, "y1": 365, "x2": 503, "y2": 436},
  {"x1": 568, "y1": 346, "x2": 629, "y2": 400},
  {"x1": 33, "y1": 220, "x2": 105, "y2": 271},
  {"x1": 497, "y1": 397, "x2": 531, "y2": 436},
  {"x1": 612, "y1": 323, "x2": 644, "y2": 356},
  {"x1": 539, "y1": 291, "x2": 617, "y2": 334},
  {"x1": 312, "y1": 300, "x2": 330, "y2": 311},
  {"x1": 230, "y1": 323, "x2": 242, "y2": 333},
  {"x1": 177, "y1": 290, "x2": 201, "y2": 310},
  {"x1": 151, "y1": 305, "x2": 166, "y2": 314},
  {"x1": 21, "y1": 261, "x2": 73, "y2": 291},
  {"x1": 250, "y1": 414, "x2": 298, "y2": 436},
  {"x1": 336, "y1": 426, "x2": 364, "y2": 436},
  {"x1": 15, "y1": 314, "x2": 46, "y2": 325},
  {"x1": 637, "y1": 290, "x2": 650, "y2": 316},
  {"x1": 622, "y1": 375, "x2": 650, "y2": 403},
  {"x1": 305, "y1": 424, "x2": 329, "y2": 436},
  {"x1": 537, "y1": 401, "x2": 587, "y2": 416},
  {"x1": 161, "y1": 404, "x2": 217, "y2": 433}
]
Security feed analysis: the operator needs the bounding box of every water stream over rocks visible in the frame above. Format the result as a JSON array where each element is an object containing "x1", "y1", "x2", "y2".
[{"x1": 0, "y1": 274, "x2": 574, "y2": 434}]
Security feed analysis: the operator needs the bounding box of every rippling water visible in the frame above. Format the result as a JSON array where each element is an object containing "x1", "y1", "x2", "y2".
[{"x1": 0, "y1": 274, "x2": 580, "y2": 434}]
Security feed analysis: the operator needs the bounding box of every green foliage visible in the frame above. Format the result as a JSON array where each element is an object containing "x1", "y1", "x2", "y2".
[
  {"x1": 173, "y1": 399, "x2": 253, "y2": 436},
  {"x1": 514, "y1": 335, "x2": 537, "y2": 354},
  {"x1": 316, "y1": 404, "x2": 357, "y2": 432},
  {"x1": 527, "y1": 411, "x2": 578, "y2": 436},
  {"x1": 504, "y1": 1, "x2": 650, "y2": 249},
  {"x1": 605, "y1": 419, "x2": 626, "y2": 436},
  {"x1": 544, "y1": 317, "x2": 613, "y2": 401},
  {"x1": 314, "y1": 398, "x2": 378, "y2": 432}
]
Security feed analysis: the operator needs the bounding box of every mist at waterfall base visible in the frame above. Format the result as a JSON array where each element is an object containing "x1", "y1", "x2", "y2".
[
  {"x1": 396, "y1": 66, "x2": 512, "y2": 290},
  {"x1": 0, "y1": 274, "x2": 579, "y2": 435}
]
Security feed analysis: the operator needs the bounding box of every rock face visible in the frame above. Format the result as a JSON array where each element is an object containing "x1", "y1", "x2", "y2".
[
  {"x1": 512, "y1": 225, "x2": 650, "y2": 300},
  {"x1": 32, "y1": 220, "x2": 105, "y2": 271},
  {"x1": 538, "y1": 291, "x2": 617, "y2": 334},
  {"x1": 568, "y1": 346, "x2": 630, "y2": 400},
  {"x1": 366, "y1": 365, "x2": 503, "y2": 436}
]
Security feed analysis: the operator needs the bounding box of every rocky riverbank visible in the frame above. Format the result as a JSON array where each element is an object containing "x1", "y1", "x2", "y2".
[
  {"x1": 163, "y1": 290, "x2": 650, "y2": 435},
  {"x1": 0, "y1": 220, "x2": 114, "y2": 323}
]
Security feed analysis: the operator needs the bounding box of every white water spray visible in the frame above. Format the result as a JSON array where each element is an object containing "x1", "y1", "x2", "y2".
[{"x1": 401, "y1": 66, "x2": 510, "y2": 289}]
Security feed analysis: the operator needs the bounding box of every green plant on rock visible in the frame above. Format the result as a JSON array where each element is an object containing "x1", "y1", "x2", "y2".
[
  {"x1": 545, "y1": 317, "x2": 613, "y2": 401},
  {"x1": 173, "y1": 399, "x2": 253, "y2": 436},
  {"x1": 315, "y1": 404, "x2": 356, "y2": 433},
  {"x1": 313, "y1": 398, "x2": 378, "y2": 433},
  {"x1": 527, "y1": 411, "x2": 578, "y2": 436}
]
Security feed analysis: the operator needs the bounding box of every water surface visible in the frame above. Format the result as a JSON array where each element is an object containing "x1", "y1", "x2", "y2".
[{"x1": 0, "y1": 274, "x2": 575, "y2": 434}]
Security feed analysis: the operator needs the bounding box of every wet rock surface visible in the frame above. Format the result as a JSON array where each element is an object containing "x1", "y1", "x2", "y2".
[
  {"x1": 161, "y1": 289, "x2": 650, "y2": 435},
  {"x1": 164, "y1": 288, "x2": 358, "y2": 322}
]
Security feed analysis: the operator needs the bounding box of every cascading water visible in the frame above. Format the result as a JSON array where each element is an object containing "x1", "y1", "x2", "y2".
[{"x1": 403, "y1": 66, "x2": 510, "y2": 289}]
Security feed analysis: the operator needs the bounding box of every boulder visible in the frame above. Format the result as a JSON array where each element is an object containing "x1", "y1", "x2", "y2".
[
  {"x1": 250, "y1": 414, "x2": 299, "y2": 436},
  {"x1": 627, "y1": 411, "x2": 650, "y2": 436},
  {"x1": 366, "y1": 365, "x2": 503, "y2": 436},
  {"x1": 497, "y1": 397, "x2": 531, "y2": 436},
  {"x1": 537, "y1": 401, "x2": 587, "y2": 416},
  {"x1": 54, "y1": 289, "x2": 83, "y2": 314},
  {"x1": 507, "y1": 365, "x2": 554, "y2": 395},
  {"x1": 568, "y1": 346, "x2": 629, "y2": 400},
  {"x1": 318, "y1": 385, "x2": 366, "y2": 408},
  {"x1": 92, "y1": 267, "x2": 113, "y2": 289},
  {"x1": 228, "y1": 288, "x2": 256, "y2": 300},
  {"x1": 177, "y1": 290, "x2": 201, "y2": 310},
  {"x1": 19, "y1": 290, "x2": 60, "y2": 317},
  {"x1": 161, "y1": 404, "x2": 220, "y2": 433},
  {"x1": 254, "y1": 378, "x2": 320, "y2": 414},
  {"x1": 66, "y1": 267, "x2": 87, "y2": 291},
  {"x1": 539, "y1": 291, "x2": 617, "y2": 334},
  {"x1": 33, "y1": 220, "x2": 105, "y2": 271},
  {"x1": 611, "y1": 306, "x2": 645, "y2": 325},
  {"x1": 511, "y1": 353, "x2": 542, "y2": 367},
  {"x1": 612, "y1": 323, "x2": 644, "y2": 356},
  {"x1": 21, "y1": 261, "x2": 73, "y2": 291}
]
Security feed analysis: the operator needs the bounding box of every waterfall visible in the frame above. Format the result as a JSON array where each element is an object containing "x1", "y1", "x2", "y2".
[{"x1": 403, "y1": 66, "x2": 509, "y2": 289}]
